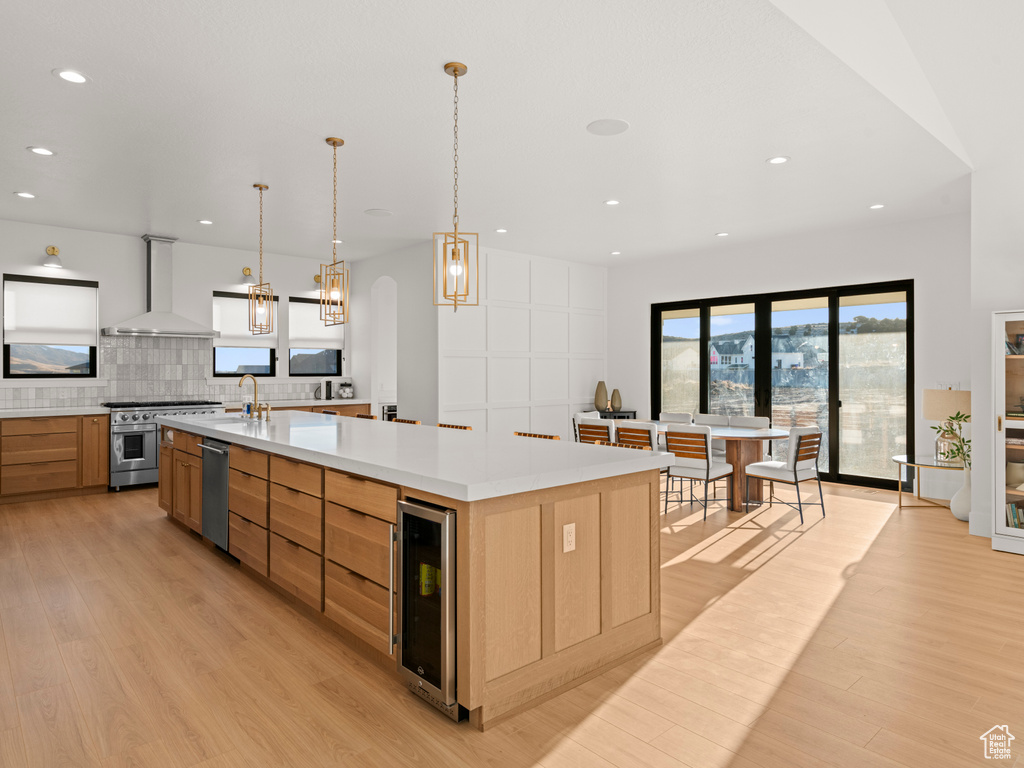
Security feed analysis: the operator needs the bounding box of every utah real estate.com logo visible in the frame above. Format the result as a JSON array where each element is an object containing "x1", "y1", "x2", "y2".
[{"x1": 980, "y1": 725, "x2": 1015, "y2": 760}]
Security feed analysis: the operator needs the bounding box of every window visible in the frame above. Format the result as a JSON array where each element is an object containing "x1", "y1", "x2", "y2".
[
  {"x1": 3, "y1": 275, "x2": 98, "y2": 378},
  {"x1": 211, "y1": 292, "x2": 277, "y2": 377},
  {"x1": 287, "y1": 298, "x2": 344, "y2": 377}
]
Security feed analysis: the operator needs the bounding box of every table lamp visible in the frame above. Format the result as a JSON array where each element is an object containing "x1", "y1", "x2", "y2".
[{"x1": 922, "y1": 388, "x2": 971, "y2": 460}]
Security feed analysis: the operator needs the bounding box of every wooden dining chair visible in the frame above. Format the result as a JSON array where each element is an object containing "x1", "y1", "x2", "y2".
[
  {"x1": 664, "y1": 424, "x2": 734, "y2": 519},
  {"x1": 321, "y1": 409, "x2": 340, "y2": 415},
  {"x1": 577, "y1": 417, "x2": 613, "y2": 444},
  {"x1": 393, "y1": 418, "x2": 421, "y2": 425},
  {"x1": 355, "y1": 413, "x2": 377, "y2": 420},
  {"x1": 514, "y1": 431, "x2": 560, "y2": 440},
  {"x1": 744, "y1": 426, "x2": 824, "y2": 523},
  {"x1": 614, "y1": 421, "x2": 658, "y2": 450},
  {"x1": 437, "y1": 423, "x2": 472, "y2": 430},
  {"x1": 597, "y1": 441, "x2": 652, "y2": 451},
  {"x1": 572, "y1": 410, "x2": 601, "y2": 441}
]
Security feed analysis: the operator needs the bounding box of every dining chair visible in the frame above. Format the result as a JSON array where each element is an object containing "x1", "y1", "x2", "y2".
[
  {"x1": 321, "y1": 409, "x2": 339, "y2": 415},
  {"x1": 659, "y1": 412, "x2": 692, "y2": 424},
  {"x1": 437, "y1": 423, "x2": 472, "y2": 430},
  {"x1": 729, "y1": 415, "x2": 773, "y2": 497},
  {"x1": 597, "y1": 441, "x2": 652, "y2": 451},
  {"x1": 693, "y1": 413, "x2": 729, "y2": 457},
  {"x1": 572, "y1": 410, "x2": 601, "y2": 441},
  {"x1": 356, "y1": 413, "x2": 377, "y2": 420},
  {"x1": 664, "y1": 424, "x2": 734, "y2": 519},
  {"x1": 577, "y1": 417, "x2": 614, "y2": 444},
  {"x1": 614, "y1": 420, "x2": 658, "y2": 450},
  {"x1": 393, "y1": 418, "x2": 421, "y2": 425},
  {"x1": 514, "y1": 431, "x2": 561, "y2": 440},
  {"x1": 743, "y1": 426, "x2": 824, "y2": 523}
]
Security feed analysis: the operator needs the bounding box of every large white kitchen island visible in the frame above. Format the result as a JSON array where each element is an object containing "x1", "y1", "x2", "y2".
[{"x1": 157, "y1": 410, "x2": 670, "y2": 728}]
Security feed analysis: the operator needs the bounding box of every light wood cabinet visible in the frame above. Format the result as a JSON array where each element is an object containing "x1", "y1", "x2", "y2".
[
  {"x1": 229, "y1": 445, "x2": 268, "y2": 479},
  {"x1": 230, "y1": 512, "x2": 269, "y2": 576},
  {"x1": 324, "y1": 561, "x2": 390, "y2": 649},
  {"x1": 269, "y1": 532, "x2": 322, "y2": 610},
  {"x1": 81, "y1": 415, "x2": 109, "y2": 487},
  {"x1": 0, "y1": 416, "x2": 80, "y2": 495},
  {"x1": 172, "y1": 448, "x2": 202, "y2": 532},
  {"x1": 270, "y1": 456, "x2": 322, "y2": 498},
  {"x1": 269, "y1": 483, "x2": 322, "y2": 553},
  {"x1": 158, "y1": 444, "x2": 173, "y2": 513},
  {"x1": 325, "y1": 470, "x2": 398, "y2": 523},
  {"x1": 229, "y1": 468, "x2": 269, "y2": 526},
  {"x1": 324, "y1": 502, "x2": 391, "y2": 586},
  {"x1": 313, "y1": 404, "x2": 370, "y2": 416}
]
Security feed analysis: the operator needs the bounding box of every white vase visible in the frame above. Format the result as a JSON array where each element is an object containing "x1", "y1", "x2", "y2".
[{"x1": 949, "y1": 467, "x2": 971, "y2": 522}]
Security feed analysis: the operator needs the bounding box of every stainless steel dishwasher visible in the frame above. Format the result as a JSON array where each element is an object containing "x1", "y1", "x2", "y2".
[{"x1": 199, "y1": 439, "x2": 230, "y2": 550}]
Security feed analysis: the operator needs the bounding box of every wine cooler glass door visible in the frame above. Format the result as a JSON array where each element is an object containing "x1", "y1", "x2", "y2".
[{"x1": 397, "y1": 500, "x2": 456, "y2": 706}]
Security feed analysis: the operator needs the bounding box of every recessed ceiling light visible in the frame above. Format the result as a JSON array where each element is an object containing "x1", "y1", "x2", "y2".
[
  {"x1": 53, "y1": 69, "x2": 89, "y2": 84},
  {"x1": 364, "y1": 208, "x2": 393, "y2": 217},
  {"x1": 197, "y1": 219, "x2": 213, "y2": 225},
  {"x1": 495, "y1": 228, "x2": 507, "y2": 233},
  {"x1": 766, "y1": 156, "x2": 790, "y2": 164},
  {"x1": 868, "y1": 204, "x2": 885, "y2": 210},
  {"x1": 27, "y1": 146, "x2": 54, "y2": 156},
  {"x1": 715, "y1": 232, "x2": 729, "y2": 237},
  {"x1": 610, "y1": 251, "x2": 621, "y2": 255},
  {"x1": 15, "y1": 192, "x2": 35, "y2": 199},
  {"x1": 604, "y1": 200, "x2": 620, "y2": 206},
  {"x1": 332, "y1": 239, "x2": 343, "y2": 244},
  {"x1": 586, "y1": 119, "x2": 630, "y2": 136}
]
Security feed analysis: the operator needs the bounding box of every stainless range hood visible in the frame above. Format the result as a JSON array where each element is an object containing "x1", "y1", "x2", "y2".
[{"x1": 102, "y1": 234, "x2": 219, "y2": 339}]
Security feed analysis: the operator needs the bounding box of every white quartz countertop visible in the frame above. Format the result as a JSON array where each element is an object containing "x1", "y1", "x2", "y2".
[
  {"x1": 220, "y1": 398, "x2": 372, "y2": 410},
  {"x1": 0, "y1": 405, "x2": 110, "y2": 418},
  {"x1": 158, "y1": 411, "x2": 672, "y2": 502}
]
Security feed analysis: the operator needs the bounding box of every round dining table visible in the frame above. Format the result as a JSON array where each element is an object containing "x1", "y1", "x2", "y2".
[{"x1": 616, "y1": 421, "x2": 789, "y2": 512}]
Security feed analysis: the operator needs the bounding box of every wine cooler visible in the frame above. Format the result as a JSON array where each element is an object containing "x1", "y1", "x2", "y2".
[{"x1": 396, "y1": 499, "x2": 461, "y2": 719}]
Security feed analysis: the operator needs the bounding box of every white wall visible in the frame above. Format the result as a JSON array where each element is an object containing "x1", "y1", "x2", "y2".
[
  {"x1": 436, "y1": 247, "x2": 607, "y2": 439},
  {"x1": 370, "y1": 276, "x2": 398, "y2": 411},
  {"x1": 607, "y1": 213, "x2": 972, "y2": 497}
]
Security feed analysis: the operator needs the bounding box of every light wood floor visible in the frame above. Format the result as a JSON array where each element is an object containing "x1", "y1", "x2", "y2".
[{"x1": 0, "y1": 483, "x2": 1021, "y2": 767}]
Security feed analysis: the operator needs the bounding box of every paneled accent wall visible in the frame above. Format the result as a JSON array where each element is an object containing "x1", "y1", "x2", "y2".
[{"x1": 437, "y1": 248, "x2": 606, "y2": 439}]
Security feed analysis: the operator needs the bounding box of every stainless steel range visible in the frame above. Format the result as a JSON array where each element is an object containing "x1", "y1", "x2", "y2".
[{"x1": 103, "y1": 400, "x2": 224, "y2": 489}]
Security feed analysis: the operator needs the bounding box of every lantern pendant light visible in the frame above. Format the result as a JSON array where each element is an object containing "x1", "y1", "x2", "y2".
[
  {"x1": 433, "y1": 61, "x2": 478, "y2": 311},
  {"x1": 249, "y1": 183, "x2": 274, "y2": 335},
  {"x1": 320, "y1": 137, "x2": 349, "y2": 325}
]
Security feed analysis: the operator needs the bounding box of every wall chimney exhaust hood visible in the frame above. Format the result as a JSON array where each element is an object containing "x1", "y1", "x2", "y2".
[{"x1": 102, "y1": 234, "x2": 219, "y2": 338}]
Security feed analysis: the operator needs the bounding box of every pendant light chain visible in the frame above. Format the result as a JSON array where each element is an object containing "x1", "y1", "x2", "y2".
[
  {"x1": 258, "y1": 185, "x2": 264, "y2": 283},
  {"x1": 332, "y1": 141, "x2": 339, "y2": 265},
  {"x1": 452, "y1": 70, "x2": 459, "y2": 233}
]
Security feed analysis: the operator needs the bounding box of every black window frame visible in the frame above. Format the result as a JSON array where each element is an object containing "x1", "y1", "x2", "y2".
[
  {"x1": 2, "y1": 274, "x2": 99, "y2": 379},
  {"x1": 286, "y1": 296, "x2": 344, "y2": 377},
  {"x1": 211, "y1": 291, "x2": 278, "y2": 378}
]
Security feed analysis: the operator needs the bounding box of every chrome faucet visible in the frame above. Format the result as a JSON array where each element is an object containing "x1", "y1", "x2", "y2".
[{"x1": 239, "y1": 374, "x2": 259, "y2": 419}]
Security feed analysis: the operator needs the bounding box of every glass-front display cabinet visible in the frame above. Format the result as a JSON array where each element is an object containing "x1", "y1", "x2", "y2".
[{"x1": 994, "y1": 311, "x2": 1024, "y2": 554}]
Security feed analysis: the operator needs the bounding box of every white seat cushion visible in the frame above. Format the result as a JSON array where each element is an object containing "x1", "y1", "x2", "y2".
[
  {"x1": 669, "y1": 461, "x2": 733, "y2": 481},
  {"x1": 744, "y1": 460, "x2": 817, "y2": 483}
]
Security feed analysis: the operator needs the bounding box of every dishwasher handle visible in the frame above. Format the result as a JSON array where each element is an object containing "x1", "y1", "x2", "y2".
[{"x1": 198, "y1": 443, "x2": 228, "y2": 455}]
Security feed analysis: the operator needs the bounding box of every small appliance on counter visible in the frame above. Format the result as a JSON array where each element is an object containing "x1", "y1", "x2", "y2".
[
  {"x1": 382, "y1": 403, "x2": 398, "y2": 421},
  {"x1": 317, "y1": 378, "x2": 334, "y2": 400},
  {"x1": 336, "y1": 377, "x2": 354, "y2": 398}
]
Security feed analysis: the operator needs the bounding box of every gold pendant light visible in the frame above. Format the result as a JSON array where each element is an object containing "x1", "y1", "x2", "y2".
[
  {"x1": 320, "y1": 137, "x2": 349, "y2": 325},
  {"x1": 249, "y1": 183, "x2": 274, "y2": 334},
  {"x1": 433, "y1": 61, "x2": 478, "y2": 312}
]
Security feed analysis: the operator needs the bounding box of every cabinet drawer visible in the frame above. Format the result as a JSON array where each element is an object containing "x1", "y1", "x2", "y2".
[
  {"x1": 270, "y1": 456, "x2": 322, "y2": 498},
  {"x1": 229, "y1": 445, "x2": 268, "y2": 479},
  {"x1": 270, "y1": 483, "x2": 322, "y2": 553},
  {"x1": 229, "y1": 513, "x2": 268, "y2": 576},
  {"x1": 324, "y1": 560, "x2": 392, "y2": 651},
  {"x1": 1, "y1": 432, "x2": 78, "y2": 465},
  {"x1": 2, "y1": 416, "x2": 78, "y2": 436},
  {"x1": 269, "y1": 533, "x2": 321, "y2": 610},
  {"x1": 324, "y1": 470, "x2": 398, "y2": 524},
  {"x1": 172, "y1": 431, "x2": 202, "y2": 456},
  {"x1": 324, "y1": 502, "x2": 392, "y2": 586},
  {"x1": 2, "y1": 460, "x2": 78, "y2": 495},
  {"x1": 229, "y1": 469, "x2": 269, "y2": 526}
]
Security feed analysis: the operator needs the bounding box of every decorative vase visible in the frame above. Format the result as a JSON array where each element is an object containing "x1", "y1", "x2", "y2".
[
  {"x1": 594, "y1": 381, "x2": 608, "y2": 412},
  {"x1": 611, "y1": 389, "x2": 622, "y2": 411},
  {"x1": 949, "y1": 467, "x2": 971, "y2": 522}
]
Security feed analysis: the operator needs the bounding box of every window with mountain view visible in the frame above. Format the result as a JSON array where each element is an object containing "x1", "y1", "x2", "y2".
[
  {"x1": 287, "y1": 298, "x2": 343, "y2": 377},
  {"x1": 289, "y1": 348, "x2": 341, "y2": 376},
  {"x1": 3, "y1": 276, "x2": 98, "y2": 378}
]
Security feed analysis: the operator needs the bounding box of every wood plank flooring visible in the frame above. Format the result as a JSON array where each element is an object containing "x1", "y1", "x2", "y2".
[{"x1": 0, "y1": 484, "x2": 1022, "y2": 766}]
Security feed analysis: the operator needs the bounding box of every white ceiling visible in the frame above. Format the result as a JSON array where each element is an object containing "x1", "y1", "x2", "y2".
[{"x1": 0, "y1": 0, "x2": 975, "y2": 266}]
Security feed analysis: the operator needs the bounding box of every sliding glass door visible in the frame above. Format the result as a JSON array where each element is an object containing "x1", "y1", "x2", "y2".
[{"x1": 651, "y1": 281, "x2": 912, "y2": 489}]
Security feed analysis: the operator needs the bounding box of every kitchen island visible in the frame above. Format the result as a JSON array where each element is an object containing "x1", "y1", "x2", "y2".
[{"x1": 157, "y1": 410, "x2": 670, "y2": 728}]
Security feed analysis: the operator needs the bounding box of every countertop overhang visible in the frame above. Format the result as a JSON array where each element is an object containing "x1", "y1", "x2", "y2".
[{"x1": 158, "y1": 411, "x2": 672, "y2": 502}]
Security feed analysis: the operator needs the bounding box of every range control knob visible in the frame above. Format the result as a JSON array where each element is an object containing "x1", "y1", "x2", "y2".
[
  {"x1": 142, "y1": 413, "x2": 150, "y2": 420},
  {"x1": 131, "y1": 414, "x2": 139, "y2": 421},
  {"x1": 120, "y1": 414, "x2": 129, "y2": 422}
]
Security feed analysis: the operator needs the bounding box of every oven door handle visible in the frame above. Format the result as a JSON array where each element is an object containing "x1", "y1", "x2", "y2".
[
  {"x1": 112, "y1": 423, "x2": 158, "y2": 433},
  {"x1": 198, "y1": 443, "x2": 227, "y2": 455}
]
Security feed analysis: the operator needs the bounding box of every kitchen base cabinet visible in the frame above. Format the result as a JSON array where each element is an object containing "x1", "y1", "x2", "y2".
[
  {"x1": 312, "y1": 404, "x2": 371, "y2": 417},
  {"x1": 1, "y1": 416, "x2": 80, "y2": 496},
  {"x1": 230, "y1": 512, "x2": 269, "y2": 576},
  {"x1": 324, "y1": 560, "x2": 392, "y2": 651},
  {"x1": 172, "y1": 449, "x2": 202, "y2": 532},
  {"x1": 158, "y1": 444, "x2": 173, "y2": 513},
  {"x1": 81, "y1": 415, "x2": 109, "y2": 488},
  {"x1": 269, "y1": 532, "x2": 322, "y2": 610}
]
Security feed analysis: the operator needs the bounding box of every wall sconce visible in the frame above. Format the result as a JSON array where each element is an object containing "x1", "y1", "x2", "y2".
[
  {"x1": 42, "y1": 245, "x2": 63, "y2": 269},
  {"x1": 241, "y1": 267, "x2": 256, "y2": 286}
]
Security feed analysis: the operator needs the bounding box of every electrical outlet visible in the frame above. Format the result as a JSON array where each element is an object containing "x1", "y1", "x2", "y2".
[{"x1": 562, "y1": 522, "x2": 576, "y2": 553}]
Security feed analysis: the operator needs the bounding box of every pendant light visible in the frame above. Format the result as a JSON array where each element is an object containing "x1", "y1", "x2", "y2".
[
  {"x1": 320, "y1": 137, "x2": 349, "y2": 325},
  {"x1": 249, "y1": 183, "x2": 274, "y2": 335},
  {"x1": 433, "y1": 61, "x2": 478, "y2": 311}
]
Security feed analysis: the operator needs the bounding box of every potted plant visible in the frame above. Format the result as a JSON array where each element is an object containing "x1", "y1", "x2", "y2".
[{"x1": 932, "y1": 410, "x2": 970, "y2": 521}]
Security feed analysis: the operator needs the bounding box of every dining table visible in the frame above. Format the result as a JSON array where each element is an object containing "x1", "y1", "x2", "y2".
[{"x1": 616, "y1": 420, "x2": 789, "y2": 512}]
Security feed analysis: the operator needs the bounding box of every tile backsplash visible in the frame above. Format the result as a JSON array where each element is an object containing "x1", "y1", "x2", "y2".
[{"x1": 1, "y1": 336, "x2": 320, "y2": 408}]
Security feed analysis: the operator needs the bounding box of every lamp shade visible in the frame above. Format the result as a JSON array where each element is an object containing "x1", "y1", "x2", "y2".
[{"x1": 922, "y1": 389, "x2": 971, "y2": 422}]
